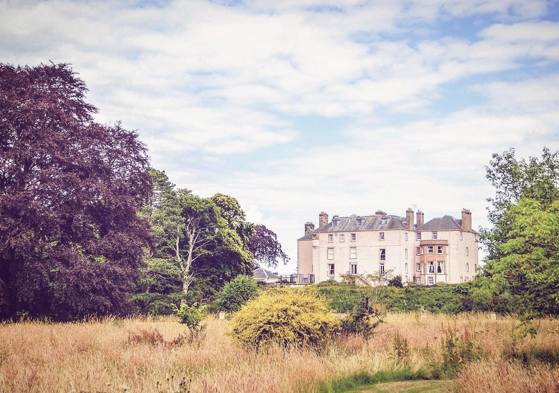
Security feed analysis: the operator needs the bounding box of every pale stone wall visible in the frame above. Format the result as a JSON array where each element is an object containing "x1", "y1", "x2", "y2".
[
  {"x1": 297, "y1": 239, "x2": 313, "y2": 275},
  {"x1": 299, "y1": 227, "x2": 478, "y2": 285}
]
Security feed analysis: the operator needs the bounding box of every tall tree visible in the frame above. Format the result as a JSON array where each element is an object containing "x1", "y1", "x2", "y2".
[
  {"x1": 0, "y1": 63, "x2": 152, "y2": 320},
  {"x1": 477, "y1": 147, "x2": 559, "y2": 315},
  {"x1": 248, "y1": 224, "x2": 290, "y2": 268},
  {"x1": 482, "y1": 147, "x2": 559, "y2": 259}
]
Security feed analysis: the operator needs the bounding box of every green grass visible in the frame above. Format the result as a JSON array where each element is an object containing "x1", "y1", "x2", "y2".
[
  {"x1": 316, "y1": 369, "x2": 440, "y2": 393},
  {"x1": 349, "y1": 380, "x2": 451, "y2": 393}
]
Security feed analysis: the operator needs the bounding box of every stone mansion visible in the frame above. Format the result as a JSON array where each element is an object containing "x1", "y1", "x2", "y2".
[{"x1": 297, "y1": 208, "x2": 479, "y2": 285}]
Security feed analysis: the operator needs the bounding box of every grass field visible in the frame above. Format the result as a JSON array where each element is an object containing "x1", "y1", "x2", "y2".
[{"x1": 1, "y1": 313, "x2": 558, "y2": 393}]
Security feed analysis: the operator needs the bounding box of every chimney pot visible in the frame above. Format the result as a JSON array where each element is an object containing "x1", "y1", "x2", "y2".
[
  {"x1": 319, "y1": 211, "x2": 329, "y2": 228},
  {"x1": 304, "y1": 221, "x2": 315, "y2": 235},
  {"x1": 461, "y1": 208, "x2": 472, "y2": 231},
  {"x1": 416, "y1": 210, "x2": 424, "y2": 227}
]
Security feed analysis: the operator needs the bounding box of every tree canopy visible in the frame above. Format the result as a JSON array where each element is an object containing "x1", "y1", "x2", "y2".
[
  {"x1": 0, "y1": 63, "x2": 152, "y2": 320},
  {"x1": 477, "y1": 148, "x2": 559, "y2": 316}
]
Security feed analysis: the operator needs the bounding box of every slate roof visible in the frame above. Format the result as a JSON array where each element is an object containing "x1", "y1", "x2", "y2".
[
  {"x1": 298, "y1": 211, "x2": 475, "y2": 241},
  {"x1": 297, "y1": 233, "x2": 314, "y2": 241},
  {"x1": 314, "y1": 214, "x2": 407, "y2": 233},
  {"x1": 417, "y1": 215, "x2": 463, "y2": 232},
  {"x1": 253, "y1": 267, "x2": 280, "y2": 281}
]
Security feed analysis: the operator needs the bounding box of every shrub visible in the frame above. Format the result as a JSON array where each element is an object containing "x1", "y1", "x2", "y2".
[
  {"x1": 340, "y1": 296, "x2": 383, "y2": 338},
  {"x1": 176, "y1": 303, "x2": 206, "y2": 343},
  {"x1": 441, "y1": 328, "x2": 482, "y2": 376},
  {"x1": 388, "y1": 275, "x2": 403, "y2": 288},
  {"x1": 215, "y1": 275, "x2": 259, "y2": 313},
  {"x1": 229, "y1": 288, "x2": 339, "y2": 350},
  {"x1": 393, "y1": 331, "x2": 410, "y2": 365}
]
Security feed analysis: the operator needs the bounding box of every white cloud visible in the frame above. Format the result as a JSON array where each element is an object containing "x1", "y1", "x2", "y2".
[{"x1": 0, "y1": 0, "x2": 557, "y2": 271}]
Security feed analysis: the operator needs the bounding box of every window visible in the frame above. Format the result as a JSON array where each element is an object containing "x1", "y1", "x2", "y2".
[
  {"x1": 465, "y1": 246, "x2": 469, "y2": 256},
  {"x1": 379, "y1": 231, "x2": 385, "y2": 240},
  {"x1": 328, "y1": 234, "x2": 333, "y2": 243},
  {"x1": 427, "y1": 246, "x2": 434, "y2": 254},
  {"x1": 432, "y1": 231, "x2": 438, "y2": 240},
  {"x1": 437, "y1": 261, "x2": 444, "y2": 274},
  {"x1": 339, "y1": 234, "x2": 345, "y2": 243},
  {"x1": 416, "y1": 232, "x2": 421, "y2": 240},
  {"x1": 405, "y1": 232, "x2": 408, "y2": 241},
  {"x1": 379, "y1": 248, "x2": 386, "y2": 261},
  {"x1": 416, "y1": 247, "x2": 421, "y2": 256},
  {"x1": 437, "y1": 245, "x2": 443, "y2": 254},
  {"x1": 328, "y1": 263, "x2": 335, "y2": 276},
  {"x1": 416, "y1": 263, "x2": 421, "y2": 272},
  {"x1": 405, "y1": 248, "x2": 408, "y2": 258},
  {"x1": 351, "y1": 233, "x2": 356, "y2": 242},
  {"x1": 350, "y1": 263, "x2": 357, "y2": 275},
  {"x1": 428, "y1": 276, "x2": 434, "y2": 285},
  {"x1": 350, "y1": 247, "x2": 357, "y2": 260},
  {"x1": 379, "y1": 262, "x2": 385, "y2": 274},
  {"x1": 428, "y1": 261, "x2": 434, "y2": 273},
  {"x1": 327, "y1": 248, "x2": 334, "y2": 260},
  {"x1": 404, "y1": 263, "x2": 408, "y2": 273},
  {"x1": 466, "y1": 262, "x2": 470, "y2": 272}
]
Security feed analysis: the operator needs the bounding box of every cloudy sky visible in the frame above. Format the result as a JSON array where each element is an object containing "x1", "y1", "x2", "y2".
[{"x1": 2, "y1": 0, "x2": 559, "y2": 272}]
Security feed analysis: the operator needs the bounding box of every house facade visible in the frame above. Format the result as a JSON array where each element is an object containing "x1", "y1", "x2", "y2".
[{"x1": 297, "y1": 208, "x2": 478, "y2": 285}]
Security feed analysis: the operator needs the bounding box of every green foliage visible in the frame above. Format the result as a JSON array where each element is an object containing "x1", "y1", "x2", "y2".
[
  {"x1": 215, "y1": 275, "x2": 259, "y2": 313},
  {"x1": 388, "y1": 275, "x2": 403, "y2": 288},
  {"x1": 176, "y1": 303, "x2": 205, "y2": 331},
  {"x1": 393, "y1": 331, "x2": 410, "y2": 365},
  {"x1": 340, "y1": 296, "x2": 383, "y2": 338},
  {"x1": 481, "y1": 198, "x2": 559, "y2": 315},
  {"x1": 130, "y1": 258, "x2": 183, "y2": 315},
  {"x1": 229, "y1": 288, "x2": 339, "y2": 350},
  {"x1": 440, "y1": 329, "x2": 482, "y2": 377}
]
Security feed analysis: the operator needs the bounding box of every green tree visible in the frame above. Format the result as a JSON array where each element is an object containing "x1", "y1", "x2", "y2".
[
  {"x1": 478, "y1": 147, "x2": 559, "y2": 315},
  {"x1": 481, "y1": 198, "x2": 559, "y2": 315},
  {"x1": 215, "y1": 275, "x2": 259, "y2": 313},
  {"x1": 482, "y1": 147, "x2": 559, "y2": 259}
]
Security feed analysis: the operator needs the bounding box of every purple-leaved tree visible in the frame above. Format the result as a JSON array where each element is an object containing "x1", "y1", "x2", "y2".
[{"x1": 0, "y1": 63, "x2": 152, "y2": 320}]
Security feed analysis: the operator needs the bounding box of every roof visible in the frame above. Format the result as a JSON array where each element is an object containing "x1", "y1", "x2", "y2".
[
  {"x1": 297, "y1": 233, "x2": 314, "y2": 241},
  {"x1": 417, "y1": 215, "x2": 463, "y2": 232},
  {"x1": 314, "y1": 214, "x2": 407, "y2": 233},
  {"x1": 253, "y1": 267, "x2": 280, "y2": 281}
]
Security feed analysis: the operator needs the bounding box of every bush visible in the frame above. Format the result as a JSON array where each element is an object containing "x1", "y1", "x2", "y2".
[
  {"x1": 215, "y1": 275, "x2": 259, "y2": 313},
  {"x1": 340, "y1": 296, "x2": 383, "y2": 338},
  {"x1": 176, "y1": 303, "x2": 206, "y2": 343},
  {"x1": 229, "y1": 288, "x2": 339, "y2": 350},
  {"x1": 441, "y1": 328, "x2": 482, "y2": 377}
]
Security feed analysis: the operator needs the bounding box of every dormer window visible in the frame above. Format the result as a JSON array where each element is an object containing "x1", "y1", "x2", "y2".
[{"x1": 379, "y1": 232, "x2": 385, "y2": 240}]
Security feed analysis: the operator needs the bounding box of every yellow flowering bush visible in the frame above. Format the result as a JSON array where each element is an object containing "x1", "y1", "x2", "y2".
[{"x1": 229, "y1": 288, "x2": 339, "y2": 350}]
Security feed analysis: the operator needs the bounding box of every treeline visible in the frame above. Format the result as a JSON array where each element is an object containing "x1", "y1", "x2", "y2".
[
  {"x1": 0, "y1": 63, "x2": 287, "y2": 321},
  {"x1": 316, "y1": 282, "x2": 502, "y2": 314}
]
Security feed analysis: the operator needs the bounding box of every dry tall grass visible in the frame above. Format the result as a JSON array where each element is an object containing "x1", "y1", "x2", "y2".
[{"x1": 0, "y1": 313, "x2": 557, "y2": 393}]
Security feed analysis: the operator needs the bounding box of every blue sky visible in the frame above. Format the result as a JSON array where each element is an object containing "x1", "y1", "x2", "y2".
[{"x1": 1, "y1": 0, "x2": 559, "y2": 272}]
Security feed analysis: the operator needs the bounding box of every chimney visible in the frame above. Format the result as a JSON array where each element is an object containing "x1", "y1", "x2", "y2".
[
  {"x1": 416, "y1": 210, "x2": 424, "y2": 227},
  {"x1": 304, "y1": 222, "x2": 315, "y2": 235},
  {"x1": 319, "y1": 211, "x2": 328, "y2": 228},
  {"x1": 461, "y1": 208, "x2": 472, "y2": 231},
  {"x1": 406, "y1": 208, "x2": 414, "y2": 230}
]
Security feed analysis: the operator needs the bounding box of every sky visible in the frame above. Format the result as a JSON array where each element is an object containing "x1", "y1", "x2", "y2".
[{"x1": 1, "y1": 0, "x2": 559, "y2": 273}]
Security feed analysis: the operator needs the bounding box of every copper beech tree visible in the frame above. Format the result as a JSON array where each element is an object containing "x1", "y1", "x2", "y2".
[{"x1": 0, "y1": 64, "x2": 152, "y2": 320}]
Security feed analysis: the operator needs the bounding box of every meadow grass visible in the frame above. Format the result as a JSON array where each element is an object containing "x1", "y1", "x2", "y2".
[{"x1": 0, "y1": 313, "x2": 558, "y2": 392}]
